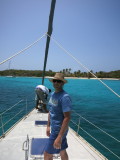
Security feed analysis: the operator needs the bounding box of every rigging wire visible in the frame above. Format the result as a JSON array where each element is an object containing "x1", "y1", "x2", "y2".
[
  {"x1": 0, "y1": 32, "x2": 119, "y2": 98},
  {"x1": 0, "y1": 33, "x2": 46, "y2": 66},
  {"x1": 46, "y1": 33, "x2": 120, "y2": 98}
]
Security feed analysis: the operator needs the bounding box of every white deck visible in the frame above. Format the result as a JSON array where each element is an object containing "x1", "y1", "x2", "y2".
[{"x1": 0, "y1": 109, "x2": 107, "y2": 160}]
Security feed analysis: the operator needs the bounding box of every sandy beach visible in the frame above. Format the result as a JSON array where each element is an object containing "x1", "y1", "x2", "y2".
[{"x1": 45, "y1": 76, "x2": 120, "y2": 80}]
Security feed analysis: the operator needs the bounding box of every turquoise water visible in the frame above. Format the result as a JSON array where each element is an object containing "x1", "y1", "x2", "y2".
[{"x1": 0, "y1": 76, "x2": 120, "y2": 160}]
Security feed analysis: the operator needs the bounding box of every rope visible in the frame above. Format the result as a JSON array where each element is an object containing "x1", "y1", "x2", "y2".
[
  {"x1": 46, "y1": 33, "x2": 120, "y2": 98},
  {"x1": 0, "y1": 33, "x2": 46, "y2": 66},
  {"x1": 72, "y1": 110, "x2": 120, "y2": 143}
]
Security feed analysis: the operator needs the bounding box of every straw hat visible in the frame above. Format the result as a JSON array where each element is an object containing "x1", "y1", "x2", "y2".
[{"x1": 49, "y1": 73, "x2": 67, "y2": 83}]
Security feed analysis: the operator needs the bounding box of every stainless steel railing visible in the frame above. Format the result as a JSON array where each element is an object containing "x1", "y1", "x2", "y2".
[
  {"x1": 70, "y1": 110, "x2": 120, "y2": 160},
  {"x1": 0, "y1": 99, "x2": 34, "y2": 138}
]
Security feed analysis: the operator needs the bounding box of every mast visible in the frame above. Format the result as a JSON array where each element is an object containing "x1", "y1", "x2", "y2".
[{"x1": 42, "y1": 0, "x2": 56, "y2": 85}]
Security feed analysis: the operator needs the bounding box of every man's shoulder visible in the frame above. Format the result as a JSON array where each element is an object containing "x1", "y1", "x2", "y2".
[
  {"x1": 62, "y1": 90, "x2": 70, "y2": 97},
  {"x1": 59, "y1": 91, "x2": 71, "y2": 103}
]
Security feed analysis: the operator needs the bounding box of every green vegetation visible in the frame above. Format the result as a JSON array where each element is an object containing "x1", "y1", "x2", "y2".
[
  {"x1": 0, "y1": 69, "x2": 55, "y2": 77},
  {"x1": 0, "y1": 69, "x2": 120, "y2": 78}
]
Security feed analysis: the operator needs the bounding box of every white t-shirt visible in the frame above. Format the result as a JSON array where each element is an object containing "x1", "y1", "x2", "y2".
[{"x1": 36, "y1": 85, "x2": 49, "y2": 95}]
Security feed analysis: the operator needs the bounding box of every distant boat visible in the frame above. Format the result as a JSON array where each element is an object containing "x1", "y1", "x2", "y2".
[{"x1": 6, "y1": 61, "x2": 16, "y2": 77}]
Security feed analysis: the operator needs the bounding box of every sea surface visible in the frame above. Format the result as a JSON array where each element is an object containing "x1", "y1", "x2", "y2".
[{"x1": 0, "y1": 76, "x2": 120, "y2": 160}]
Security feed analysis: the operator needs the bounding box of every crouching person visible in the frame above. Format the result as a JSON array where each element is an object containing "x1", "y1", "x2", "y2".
[{"x1": 35, "y1": 85, "x2": 51, "y2": 113}]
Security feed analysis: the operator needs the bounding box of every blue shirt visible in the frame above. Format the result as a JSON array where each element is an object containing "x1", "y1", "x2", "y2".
[{"x1": 48, "y1": 90, "x2": 72, "y2": 134}]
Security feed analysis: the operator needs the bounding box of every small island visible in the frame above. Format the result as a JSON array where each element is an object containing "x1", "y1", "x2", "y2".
[{"x1": 0, "y1": 69, "x2": 120, "y2": 80}]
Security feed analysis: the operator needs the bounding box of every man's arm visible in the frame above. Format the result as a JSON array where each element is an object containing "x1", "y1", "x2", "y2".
[
  {"x1": 46, "y1": 112, "x2": 50, "y2": 137},
  {"x1": 53, "y1": 111, "x2": 71, "y2": 149}
]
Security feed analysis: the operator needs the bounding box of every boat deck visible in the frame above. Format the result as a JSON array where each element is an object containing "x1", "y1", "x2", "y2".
[{"x1": 0, "y1": 109, "x2": 107, "y2": 160}]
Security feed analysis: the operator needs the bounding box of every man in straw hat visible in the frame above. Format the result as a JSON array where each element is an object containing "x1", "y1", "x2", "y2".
[{"x1": 44, "y1": 73, "x2": 72, "y2": 160}]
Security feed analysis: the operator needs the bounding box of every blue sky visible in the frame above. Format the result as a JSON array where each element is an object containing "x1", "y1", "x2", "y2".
[{"x1": 0, "y1": 0, "x2": 120, "y2": 72}]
